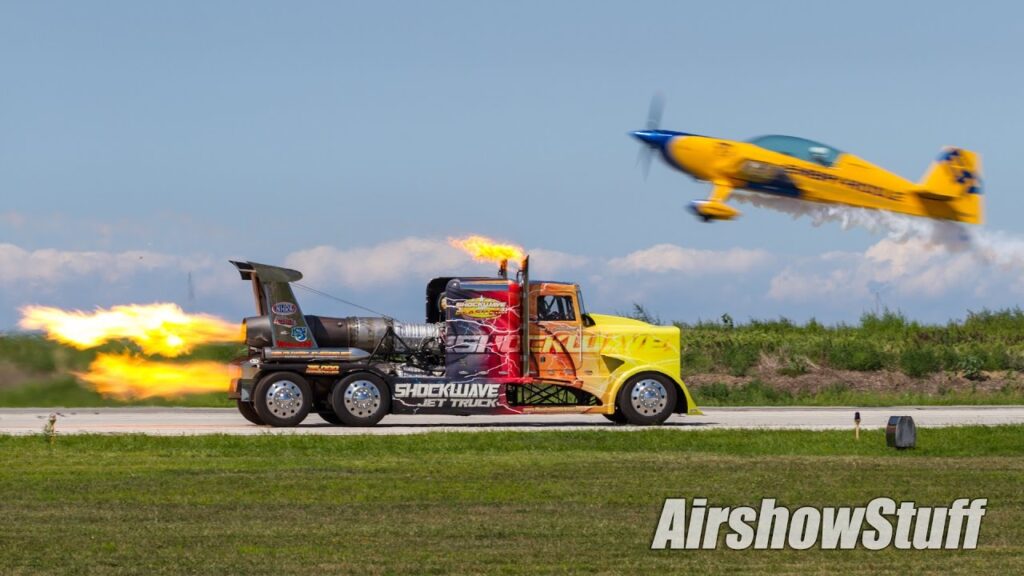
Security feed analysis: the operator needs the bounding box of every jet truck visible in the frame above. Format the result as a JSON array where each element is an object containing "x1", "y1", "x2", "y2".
[{"x1": 229, "y1": 258, "x2": 700, "y2": 427}]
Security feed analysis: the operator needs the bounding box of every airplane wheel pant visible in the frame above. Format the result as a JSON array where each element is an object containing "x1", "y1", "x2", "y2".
[
  {"x1": 253, "y1": 372, "x2": 313, "y2": 427},
  {"x1": 616, "y1": 373, "x2": 678, "y2": 426}
]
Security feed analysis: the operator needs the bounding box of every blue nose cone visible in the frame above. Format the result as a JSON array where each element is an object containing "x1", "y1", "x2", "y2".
[{"x1": 630, "y1": 129, "x2": 686, "y2": 148}]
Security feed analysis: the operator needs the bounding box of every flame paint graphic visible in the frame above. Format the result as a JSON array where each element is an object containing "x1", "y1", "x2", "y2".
[
  {"x1": 19, "y1": 303, "x2": 240, "y2": 399},
  {"x1": 449, "y1": 235, "x2": 525, "y2": 265},
  {"x1": 18, "y1": 303, "x2": 240, "y2": 357},
  {"x1": 75, "y1": 352, "x2": 233, "y2": 399}
]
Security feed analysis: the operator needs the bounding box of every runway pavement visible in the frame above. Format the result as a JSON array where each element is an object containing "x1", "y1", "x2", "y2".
[{"x1": 1, "y1": 405, "x2": 1023, "y2": 435}]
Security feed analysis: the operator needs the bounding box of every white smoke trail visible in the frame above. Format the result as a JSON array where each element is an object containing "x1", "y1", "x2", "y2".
[{"x1": 731, "y1": 191, "x2": 972, "y2": 249}]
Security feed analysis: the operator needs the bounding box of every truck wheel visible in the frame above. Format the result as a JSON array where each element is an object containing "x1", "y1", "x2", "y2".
[
  {"x1": 236, "y1": 399, "x2": 265, "y2": 425},
  {"x1": 317, "y1": 410, "x2": 345, "y2": 425},
  {"x1": 330, "y1": 373, "x2": 390, "y2": 426},
  {"x1": 602, "y1": 411, "x2": 628, "y2": 424},
  {"x1": 253, "y1": 372, "x2": 312, "y2": 427},
  {"x1": 616, "y1": 374, "x2": 677, "y2": 426}
]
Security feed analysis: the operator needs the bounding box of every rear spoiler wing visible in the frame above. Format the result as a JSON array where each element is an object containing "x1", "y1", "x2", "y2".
[
  {"x1": 230, "y1": 260, "x2": 315, "y2": 349},
  {"x1": 231, "y1": 260, "x2": 303, "y2": 283}
]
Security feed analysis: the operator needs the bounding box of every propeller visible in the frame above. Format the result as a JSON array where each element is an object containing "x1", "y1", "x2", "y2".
[{"x1": 635, "y1": 93, "x2": 665, "y2": 179}]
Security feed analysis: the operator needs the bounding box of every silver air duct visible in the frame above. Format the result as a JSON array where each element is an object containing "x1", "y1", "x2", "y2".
[{"x1": 305, "y1": 316, "x2": 441, "y2": 352}]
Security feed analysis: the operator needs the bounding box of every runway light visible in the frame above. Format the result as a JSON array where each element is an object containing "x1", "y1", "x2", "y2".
[{"x1": 886, "y1": 416, "x2": 917, "y2": 449}]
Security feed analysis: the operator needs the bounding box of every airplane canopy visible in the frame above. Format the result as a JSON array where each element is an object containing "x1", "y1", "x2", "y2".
[{"x1": 748, "y1": 134, "x2": 842, "y2": 167}]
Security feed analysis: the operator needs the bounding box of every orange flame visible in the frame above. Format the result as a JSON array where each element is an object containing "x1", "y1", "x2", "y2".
[
  {"x1": 75, "y1": 352, "x2": 232, "y2": 399},
  {"x1": 449, "y1": 235, "x2": 525, "y2": 265},
  {"x1": 18, "y1": 303, "x2": 240, "y2": 357}
]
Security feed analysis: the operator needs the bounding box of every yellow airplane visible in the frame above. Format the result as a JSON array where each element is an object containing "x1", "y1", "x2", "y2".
[{"x1": 631, "y1": 102, "x2": 983, "y2": 223}]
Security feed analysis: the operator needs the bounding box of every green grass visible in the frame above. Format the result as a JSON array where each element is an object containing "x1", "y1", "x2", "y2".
[
  {"x1": 0, "y1": 427, "x2": 1022, "y2": 574},
  {"x1": 676, "y1": 308, "x2": 1024, "y2": 376},
  {"x1": 692, "y1": 379, "x2": 1024, "y2": 406}
]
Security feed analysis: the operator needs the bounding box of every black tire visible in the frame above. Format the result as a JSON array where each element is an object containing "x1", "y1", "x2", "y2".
[
  {"x1": 330, "y1": 373, "x2": 391, "y2": 427},
  {"x1": 616, "y1": 373, "x2": 678, "y2": 426},
  {"x1": 236, "y1": 399, "x2": 265, "y2": 425},
  {"x1": 316, "y1": 410, "x2": 346, "y2": 425},
  {"x1": 602, "y1": 411, "x2": 628, "y2": 424},
  {"x1": 253, "y1": 372, "x2": 312, "y2": 427}
]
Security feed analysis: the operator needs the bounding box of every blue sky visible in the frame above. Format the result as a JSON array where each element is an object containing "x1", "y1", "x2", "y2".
[{"x1": 2, "y1": 1, "x2": 1024, "y2": 327}]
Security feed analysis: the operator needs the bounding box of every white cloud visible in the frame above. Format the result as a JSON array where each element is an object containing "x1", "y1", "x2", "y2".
[
  {"x1": 284, "y1": 237, "x2": 486, "y2": 289},
  {"x1": 606, "y1": 243, "x2": 771, "y2": 275},
  {"x1": 0, "y1": 243, "x2": 191, "y2": 285},
  {"x1": 768, "y1": 237, "x2": 992, "y2": 303},
  {"x1": 526, "y1": 248, "x2": 592, "y2": 279},
  {"x1": 281, "y1": 238, "x2": 771, "y2": 290}
]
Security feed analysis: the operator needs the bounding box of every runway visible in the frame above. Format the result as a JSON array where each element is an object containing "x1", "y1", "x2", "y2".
[{"x1": 1, "y1": 406, "x2": 1023, "y2": 436}]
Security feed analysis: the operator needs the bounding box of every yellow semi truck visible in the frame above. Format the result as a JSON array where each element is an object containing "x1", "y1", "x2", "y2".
[{"x1": 229, "y1": 258, "x2": 700, "y2": 427}]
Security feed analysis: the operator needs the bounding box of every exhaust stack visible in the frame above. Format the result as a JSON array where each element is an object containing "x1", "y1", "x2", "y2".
[{"x1": 519, "y1": 255, "x2": 530, "y2": 378}]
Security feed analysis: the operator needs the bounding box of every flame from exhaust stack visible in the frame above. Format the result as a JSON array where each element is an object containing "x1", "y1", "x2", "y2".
[
  {"x1": 18, "y1": 303, "x2": 240, "y2": 357},
  {"x1": 449, "y1": 235, "x2": 525, "y2": 264},
  {"x1": 75, "y1": 352, "x2": 232, "y2": 399}
]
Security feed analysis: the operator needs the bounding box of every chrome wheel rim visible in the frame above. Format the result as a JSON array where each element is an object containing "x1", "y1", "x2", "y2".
[
  {"x1": 630, "y1": 379, "x2": 668, "y2": 416},
  {"x1": 265, "y1": 380, "x2": 304, "y2": 418},
  {"x1": 344, "y1": 380, "x2": 382, "y2": 418}
]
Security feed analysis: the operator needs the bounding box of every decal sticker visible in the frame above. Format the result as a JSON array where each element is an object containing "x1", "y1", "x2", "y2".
[
  {"x1": 454, "y1": 296, "x2": 506, "y2": 319},
  {"x1": 443, "y1": 333, "x2": 671, "y2": 354},
  {"x1": 275, "y1": 340, "x2": 313, "y2": 349},
  {"x1": 273, "y1": 316, "x2": 296, "y2": 327},
  {"x1": 291, "y1": 326, "x2": 308, "y2": 342},
  {"x1": 393, "y1": 382, "x2": 500, "y2": 409},
  {"x1": 305, "y1": 364, "x2": 340, "y2": 375},
  {"x1": 272, "y1": 302, "x2": 297, "y2": 315}
]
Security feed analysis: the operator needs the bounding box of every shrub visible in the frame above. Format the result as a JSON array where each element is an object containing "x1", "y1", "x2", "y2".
[
  {"x1": 828, "y1": 340, "x2": 887, "y2": 371},
  {"x1": 957, "y1": 354, "x2": 986, "y2": 381},
  {"x1": 0, "y1": 336, "x2": 58, "y2": 373},
  {"x1": 695, "y1": 382, "x2": 731, "y2": 402},
  {"x1": 778, "y1": 355, "x2": 809, "y2": 377},
  {"x1": 723, "y1": 345, "x2": 759, "y2": 377},
  {"x1": 680, "y1": 348, "x2": 714, "y2": 374},
  {"x1": 899, "y1": 346, "x2": 940, "y2": 378}
]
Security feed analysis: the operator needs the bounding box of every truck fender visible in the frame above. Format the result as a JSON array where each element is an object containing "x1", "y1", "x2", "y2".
[{"x1": 607, "y1": 369, "x2": 701, "y2": 415}]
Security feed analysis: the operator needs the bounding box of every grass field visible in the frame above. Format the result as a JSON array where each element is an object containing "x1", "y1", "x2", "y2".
[{"x1": 1, "y1": 427, "x2": 1022, "y2": 574}]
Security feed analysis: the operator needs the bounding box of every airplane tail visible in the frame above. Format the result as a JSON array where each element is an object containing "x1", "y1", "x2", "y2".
[
  {"x1": 916, "y1": 147, "x2": 983, "y2": 224},
  {"x1": 918, "y1": 147, "x2": 983, "y2": 197}
]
